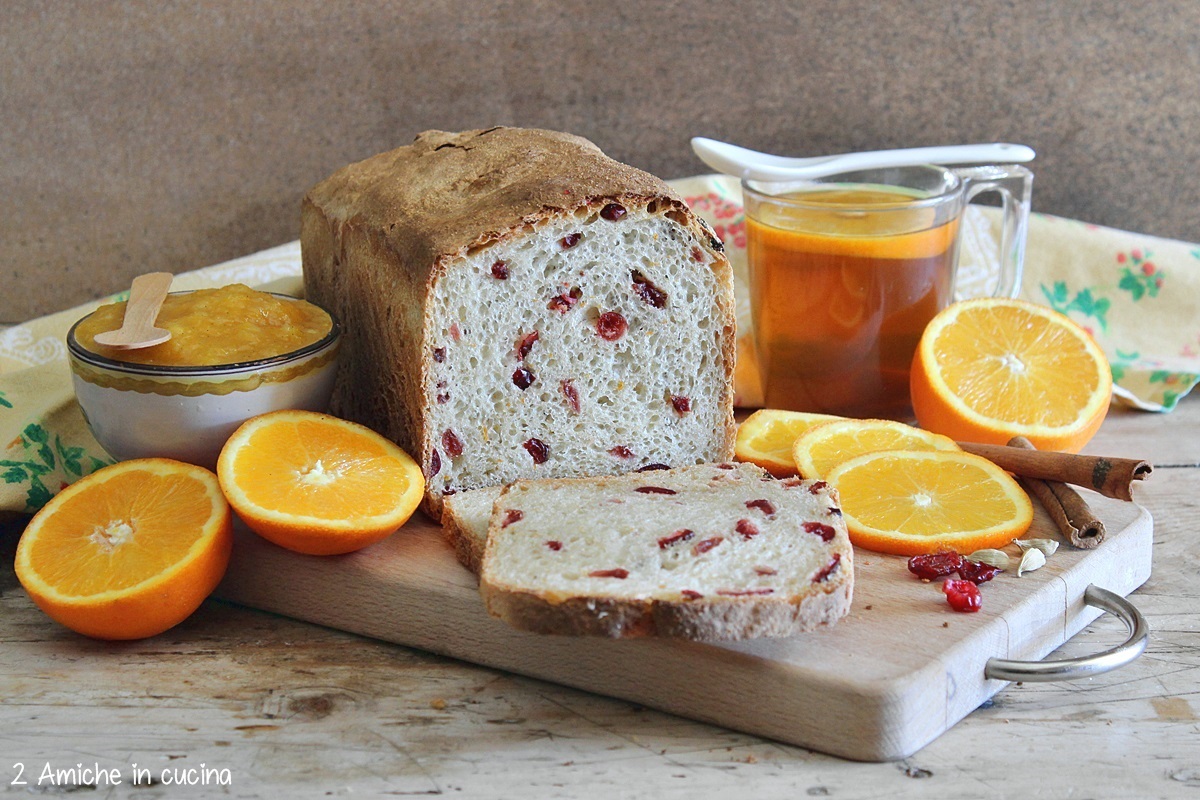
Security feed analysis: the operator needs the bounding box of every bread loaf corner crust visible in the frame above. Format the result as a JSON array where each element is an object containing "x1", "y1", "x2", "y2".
[
  {"x1": 301, "y1": 196, "x2": 427, "y2": 463},
  {"x1": 441, "y1": 501, "x2": 485, "y2": 575}
]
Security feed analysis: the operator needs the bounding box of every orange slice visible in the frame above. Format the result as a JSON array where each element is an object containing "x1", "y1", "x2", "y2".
[
  {"x1": 826, "y1": 449, "x2": 1033, "y2": 555},
  {"x1": 911, "y1": 297, "x2": 1112, "y2": 453},
  {"x1": 14, "y1": 459, "x2": 233, "y2": 640},
  {"x1": 734, "y1": 409, "x2": 845, "y2": 476},
  {"x1": 791, "y1": 418, "x2": 959, "y2": 479},
  {"x1": 217, "y1": 410, "x2": 424, "y2": 555}
]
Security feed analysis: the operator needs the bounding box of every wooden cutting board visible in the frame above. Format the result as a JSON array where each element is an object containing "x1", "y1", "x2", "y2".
[{"x1": 215, "y1": 492, "x2": 1151, "y2": 762}]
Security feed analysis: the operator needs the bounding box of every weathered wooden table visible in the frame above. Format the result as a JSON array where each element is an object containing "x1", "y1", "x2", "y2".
[{"x1": 3, "y1": 398, "x2": 1198, "y2": 798}]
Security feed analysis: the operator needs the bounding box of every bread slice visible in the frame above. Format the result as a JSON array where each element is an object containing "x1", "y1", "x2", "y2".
[
  {"x1": 479, "y1": 463, "x2": 853, "y2": 640},
  {"x1": 302, "y1": 127, "x2": 736, "y2": 518},
  {"x1": 441, "y1": 486, "x2": 502, "y2": 574}
]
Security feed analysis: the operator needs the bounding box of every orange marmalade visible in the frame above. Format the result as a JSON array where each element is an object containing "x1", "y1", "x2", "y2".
[{"x1": 76, "y1": 284, "x2": 332, "y2": 367}]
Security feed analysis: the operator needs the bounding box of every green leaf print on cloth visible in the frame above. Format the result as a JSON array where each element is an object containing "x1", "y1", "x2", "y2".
[
  {"x1": 1040, "y1": 281, "x2": 1111, "y2": 332},
  {"x1": 2, "y1": 422, "x2": 110, "y2": 512}
]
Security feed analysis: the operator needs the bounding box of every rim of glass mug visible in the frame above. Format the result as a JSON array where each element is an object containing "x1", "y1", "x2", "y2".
[{"x1": 742, "y1": 164, "x2": 963, "y2": 213}]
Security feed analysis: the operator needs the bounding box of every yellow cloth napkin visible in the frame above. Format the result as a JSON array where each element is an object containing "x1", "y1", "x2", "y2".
[{"x1": 3, "y1": 176, "x2": 1197, "y2": 515}]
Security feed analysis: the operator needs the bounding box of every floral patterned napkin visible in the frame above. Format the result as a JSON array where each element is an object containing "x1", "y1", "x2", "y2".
[{"x1": 2, "y1": 175, "x2": 1197, "y2": 515}]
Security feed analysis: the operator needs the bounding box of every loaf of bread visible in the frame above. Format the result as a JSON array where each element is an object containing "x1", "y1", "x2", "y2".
[
  {"x1": 302, "y1": 128, "x2": 737, "y2": 517},
  {"x1": 479, "y1": 463, "x2": 854, "y2": 640}
]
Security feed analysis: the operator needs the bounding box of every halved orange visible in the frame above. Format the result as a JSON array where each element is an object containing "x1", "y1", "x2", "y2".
[
  {"x1": 791, "y1": 418, "x2": 959, "y2": 480},
  {"x1": 14, "y1": 459, "x2": 233, "y2": 640},
  {"x1": 217, "y1": 410, "x2": 424, "y2": 555},
  {"x1": 734, "y1": 409, "x2": 845, "y2": 476},
  {"x1": 826, "y1": 449, "x2": 1033, "y2": 555},
  {"x1": 911, "y1": 297, "x2": 1112, "y2": 453}
]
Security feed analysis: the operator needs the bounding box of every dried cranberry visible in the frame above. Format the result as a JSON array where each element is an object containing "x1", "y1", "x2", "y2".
[
  {"x1": 670, "y1": 395, "x2": 691, "y2": 415},
  {"x1": 637, "y1": 463, "x2": 670, "y2": 472},
  {"x1": 958, "y1": 559, "x2": 1002, "y2": 585},
  {"x1": 596, "y1": 311, "x2": 628, "y2": 341},
  {"x1": 808, "y1": 481, "x2": 828, "y2": 494},
  {"x1": 735, "y1": 519, "x2": 760, "y2": 539},
  {"x1": 523, "y1": 437, "x2": 549, "y2": 464},
  {"x1": 449, "y1": 323, "x2": 462, "y2": 342},
  {"x1": 717, "y1": 588, "x2": 775, "y2": 596},
  {"x1": 491, "y1": 260, "x2": 510, "y2": 280},
  {"x1": 501, "y1": 509, "x2": 524, "y2": 528},
  {"x1": 427, "y1": 449, "x2": 441, "y2": 478},
  {"x1": 802, "y1": 521, "x2": 837, "y2": 542},
  {"x1": 609, "y1": 445, "x2": 634, "y2": 459},
  {"x1": 441, "y1": 429, "x2": 463, "y2": 458},
  {"x1": 745, "y1": 499, "x2": 776, "y2": 515},
  {"x1": 515, "y1": 330, "x2": 539, "y2": 360},
  {"x1": 436, "y1": 392, "x2": 450, "y2": 404},
  {"x1": 657, "y1": 529, "x2": 694, "y2": 549},
  {"x1": 907, "y1": 551, "x2": 964, "y2": 580},
  {"x1": 780, "y1": 477, "x2": 804, "y2": 488},
  {"x1": 432, "y1": 347, "x2": 446, "y2": 363},
  {"x1": 512, "y1": 367, "x2": 535, "y2": 390},
  {"x1": 561, "y1": 232, "x2": 582, "y2": 249},
  {"x1": 754, "y1": 566, "x2": 778, "y2": 576},
  {"x1": 561, "y1": 379, "x2": 581, "y2": 413},
  {"x1": 681, "y1": 589, "x2": 703, "y2": 600},
  {"x1": 943, "y1": 578, "x2": 983, "y2": 612},
  {"x1": 631, "y1": 270, "x2": 667, "y2": 308},
  {"x1": 589, "y1": 568, "x2": 629, "y2": 579},
  {"x1": 692, "y1": 537, "x2": 723, "y2": 555},
  {"x1": 600, "y1": 202, "x2": 626, "y2": 221},
  {"x1": 545, "y1": 540, "x2": 563, "y2": 551},
  {"x1": 715, "y1": 463, "x2": 736, "y2": 470},
  {"x1": 635, "y1": 486, "x2": 676, "y2": 495},
  {"x1": 812, "y1": 553, "x2": 842, "y2": 583},
  {"x1": 690, "y1": 245, "x2": 705, "y2": 263},
  {"x1": 547, "y1": 286, "x2": 582, "y2": 312}
]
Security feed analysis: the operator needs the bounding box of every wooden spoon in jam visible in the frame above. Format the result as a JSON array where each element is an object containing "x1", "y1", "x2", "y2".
[{"x1": 93, "y1": 272, "x2": 174, "y2": 349}]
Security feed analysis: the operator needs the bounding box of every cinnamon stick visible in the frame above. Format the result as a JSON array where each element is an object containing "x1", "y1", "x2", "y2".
[
  {"x1": 956, "y1": 441, "x2": 1151, "y2": 501},
  {"x1": 1005, "y1": 437, "x2": 1106, "y2": 549}
]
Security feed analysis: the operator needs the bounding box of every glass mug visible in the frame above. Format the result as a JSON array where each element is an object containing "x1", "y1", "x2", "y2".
[{"x1": 742, "y1": 164, "x2": 1032, "y2": 420}]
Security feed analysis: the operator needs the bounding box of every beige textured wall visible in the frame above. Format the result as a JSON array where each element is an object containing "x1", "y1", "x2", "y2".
[{"x1": 3, "y1": 0, "x2": 1198, "y2": 321}]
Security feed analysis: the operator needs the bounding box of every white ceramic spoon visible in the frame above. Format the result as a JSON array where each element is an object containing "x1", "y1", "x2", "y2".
[
  {"x1": 93, "y1": 272, "x2": 173, "y2": 349},
  {"x1": 691, "y1": 137, "x2": 1035, "y2": 181}
]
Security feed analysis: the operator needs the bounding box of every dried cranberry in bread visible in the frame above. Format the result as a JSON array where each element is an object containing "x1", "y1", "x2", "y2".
[
  {"x1": 302, "y1": 128, "x2": 736, "y2": 517},
  {"x1": 479, "y1": 463, "x2": 853, "y2": 640}
]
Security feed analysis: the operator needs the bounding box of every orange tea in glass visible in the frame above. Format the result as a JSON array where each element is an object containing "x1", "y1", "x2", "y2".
[{"x1": 743, "y1": 164, "x2": 1031, "y2": 419}]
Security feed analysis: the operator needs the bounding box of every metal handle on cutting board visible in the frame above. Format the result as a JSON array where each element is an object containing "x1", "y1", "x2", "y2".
[{"x1": 984, "y1": 585, "x2": 1149, "y2": 682}]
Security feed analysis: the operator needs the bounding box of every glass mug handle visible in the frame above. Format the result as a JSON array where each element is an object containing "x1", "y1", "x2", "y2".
[{"x1": 951, "y1": 165, "x2": 1033, "y2": 299}]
